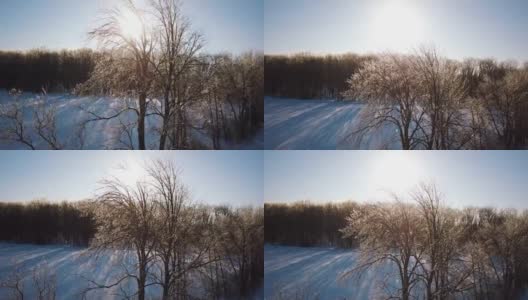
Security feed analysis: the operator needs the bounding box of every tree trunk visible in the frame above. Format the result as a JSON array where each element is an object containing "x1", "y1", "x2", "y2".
[
  {"x1": 138, "y1": 92, "x2": 147, "y2": 150},
  {"x1": 162, "y1": 259, "x2": 171, "y2": 300},
  {"x1": 159, "y1": 93, "x2": 171, "y2": 150},
  {"x1": 138, "y1": 266, "x2": 146, "y2": 300}
]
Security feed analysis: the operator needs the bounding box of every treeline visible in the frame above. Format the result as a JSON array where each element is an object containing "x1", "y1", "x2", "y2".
[
  {"x1": 0, "y1": 200, "x2": 96, "y2": 246},
  {"x1": 264, "y1": 53, "x2": 371, "y2": 99},
  {"x1": 0, "y1": 49, "x2": 95, "y2": 93},
  {"x1": 264, "y1": 201, "x2": 357, "y2": 247}
]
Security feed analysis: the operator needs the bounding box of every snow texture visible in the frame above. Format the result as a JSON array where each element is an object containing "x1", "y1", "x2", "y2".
[
  {"x1": 0, "y1": 243, "x2": 264, "y2": 300},
  {"x1": 0, "y1": 90, "x2": 262, "y2": 150},
  {"x1": 264, "y1": 97, "x2": 401, "y2": 150},
  {"x1": 0, "y1": 243, "x2": 157, "y2": 299},
  {"x1": 264, "y1": 245, "x2": 399, "y2": 300},
  {"x1": 264, "y1": 245, "x2": 528, "y2": 300}
]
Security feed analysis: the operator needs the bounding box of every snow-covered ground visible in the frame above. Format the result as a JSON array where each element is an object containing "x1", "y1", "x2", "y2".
[
  {"x1": 264, "y1": 97, "x2": 400, "y2": 150},
  {"x1": 0, "y1": 243, "x2": 263, "y2": 300},
  {"x1": 264, "y1": 245, "x2": 398, "y2": 300},
  {"x1": 0, "y1": 243, "x2": 157, "y2": 299},
  {"x1": 265, "y1": 245, "x2": 528, "y2": 300},
  {"x1": 0, "y1": 90, "x2": 262, "y2": 150}
]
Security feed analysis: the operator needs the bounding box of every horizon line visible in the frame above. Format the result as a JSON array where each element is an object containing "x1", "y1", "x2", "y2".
[{"x1": 264, "y1": 49, "x2": 528, "y2": 63}]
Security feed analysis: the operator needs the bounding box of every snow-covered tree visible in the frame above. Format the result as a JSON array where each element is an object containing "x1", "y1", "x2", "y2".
[
  {"x1": 343, "y1": 53, "x2": 425, "y2": 149},
  {"x1": 476, "y1": 60, "x2": 528, "y2": 149},
  {"x1": 150, "y1": 0, "x2": 204, "y2": 150},
  {"x1": 83, "y1": 0, "x2": 156, "y2": 150},
  {"x1": 413, "y1": 47, "x2": 472, "y2": 149},
  {"x1": 215, "y1": 206, "x2": 264, "y2": 297},
  {"x1": 89, "y1": 174, "x2": 157, "y2": 300},
  {"x1": 412, "y1": 183, "x2": 472, "y2": 299},
  {"x1": 147, "y1": 160, "x2": 217, "y2": 299},
  {"x1": 340, "y1": 197, "x2": 424, "y2": 300}
]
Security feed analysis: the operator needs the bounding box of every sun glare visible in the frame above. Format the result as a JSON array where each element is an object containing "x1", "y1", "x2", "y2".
[
  {"x1": 118, "y1": 9, "x2": 144, "y2": 41},
  {"x1": 369, "y1": 1, "x2": 425, "y2": 52},
  {"x1": 107, "y1": 154, "x2": 147, "y2": 187},
  {"x1": 366, "y1": 152, "x2": 425, "y2": 200}
]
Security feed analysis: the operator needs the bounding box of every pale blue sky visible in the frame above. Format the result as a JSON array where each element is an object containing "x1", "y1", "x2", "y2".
[
  {"x1": 0, "y1": 151, "x2": 263, "y2": 207},
  {"x1": 265, "y1": 151, "x2": 528, "y2": 210},
  {"x1": 0, "y1": 0, "x2": 262, "y2": 53},
  {"x1": 265, "y1": 0, "x2": 528, "y2": 61}
]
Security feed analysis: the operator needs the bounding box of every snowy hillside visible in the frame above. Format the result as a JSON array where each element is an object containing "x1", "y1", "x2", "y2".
[
  {"x1": 0, "y1": 90, "x2": 262, "y2": 150},
  {"x1": 264, "y1": 97, "x2": 400, "y2": 150},
  {"x1": 265, "y1": 245, "x2": 528, "y2": 300},
  {"x1": 0, "y1": 243, "x2": 264, "y2": 300},
  {"x1": 264, "y1": 245, "x2": 398, "y2": 300},
  {"x1": 0, "y1": 243, "x2": 163, "y2": 299}
]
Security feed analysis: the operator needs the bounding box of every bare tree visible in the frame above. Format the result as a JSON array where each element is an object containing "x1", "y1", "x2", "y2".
[
  {"x1": 146, "y1": 160, "x2": 218, "y2": 299},
  {"x1": 477, "y1": 60, "x2": 528, "y2": 149},
  {"x1": 340, "y1": 47, "x2": 528, "y2": 149},
  {"x1": 477, "y1": 209, "x2": 528, "y2": 299},
  {"x1": 199, "y1": 55, "x2": 227, "y2": 149},
  {"x1": 33, "y1": 89, "x2": 63, "y2": 150},
  {"x1": 31, "y1": 261, "x2": 57, "y2": 300},
  {"x1": 86, "y1": 0, "x2": 156, "y2": 150},
  {"x1": 412, "y1": 183, "x2": 473, "y2": 299},
  {"x1": 0, "y1": 260, "x2": 26, "y2": 300},
  {"x1": 343, "y1": 53, "x2": 425, "y2": 149},
  {"x1": 0, "y1": 260, "x2": 57, "y2": 300},
  {"x1": 216, "y1": 52, "x2": 264, "y2": 141},
  {"x1": 413, "y1": 47, "x2": 472, "y2": 149},
  {"x1": 340, "y1": 197, "x2": 424, "y2": 300},
  {"x1": 149, "y1": 0, "x2": 204, "y2": 149},
  {"x1": 215, "y1": 206, "x2": 264, "y2": 297},
  {"x1": 0, "y1": 89, "x2": 36, "y2": 149},
  {"x1": 0, "y1": 89, "x2": 80, "y2": 149},
  {"x1": 89, "y1": 173, "x2": 157, "y2": 300}
]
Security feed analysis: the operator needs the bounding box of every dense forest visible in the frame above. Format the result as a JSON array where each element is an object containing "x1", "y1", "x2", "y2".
[
  {"x1": 0, "y1": 200, "x2": 96, "y2": 246},
  {"x1": 264, "y1": 53, "x2": 370, "y2": 99},
  {"x1": 264, "y1": 202, "x2": 356, "y2": 247},
  {"x1": 0, "y1": 49, "x2": 95, "y2": 93},
  {"x1": 266, "y1": 183, "x2": 528, "y2": 300}
]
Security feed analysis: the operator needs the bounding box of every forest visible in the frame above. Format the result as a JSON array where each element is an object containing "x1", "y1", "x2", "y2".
[
  {"x1": 264, "y1": 53, "x2": 370, "y2": 99},
  {"x1": 0, "y1": 200, "x2": 96, "y2": 246},
  {"x1": 264, "y1": 201, "x2": 356, "y2": 248},
  {"x1": 0, "y1": 49, "x2": 95, "y2": 93},
  {"x1": 0, "y1": 160, "x2": 263, "y2": 300},
  {"x1": 265, "y1": 183, "x2": 528, "y2": 300},
  {"x1": 0, "y1": 0, "x2": 263, "y2": 150}
]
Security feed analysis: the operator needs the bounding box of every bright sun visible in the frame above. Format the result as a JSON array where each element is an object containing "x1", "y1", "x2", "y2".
[
  {"x1": 107, "y1": 154, "x2": 147, "y2": 187},
  {"x1": 118, "y1": 9, "x2": 144, "y2": 41},
  {"x1": 366, "y1": 152, "x2": 426, "y2": 200},
  {"x1": 369, "y1": 1, "x2": 425, "y2": 52}
]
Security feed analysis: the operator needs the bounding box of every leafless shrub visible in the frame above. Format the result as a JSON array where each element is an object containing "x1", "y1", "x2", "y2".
[{"x1": 0, "y1": 89, "x2": 36, "y2": 149}]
